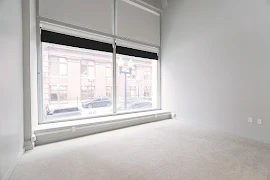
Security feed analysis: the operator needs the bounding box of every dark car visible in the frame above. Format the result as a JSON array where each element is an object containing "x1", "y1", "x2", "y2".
[{"x1": 82, "y1": 97, "x2": 112, "y2": 109}]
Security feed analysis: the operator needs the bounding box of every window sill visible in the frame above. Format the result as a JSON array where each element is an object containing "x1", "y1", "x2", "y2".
[{"x1": 34, "y1": 110, "x2": 171, "y2": 146}]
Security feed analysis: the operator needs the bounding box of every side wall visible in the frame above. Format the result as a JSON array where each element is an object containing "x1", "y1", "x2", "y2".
[
  {"x1": 162, "y1": 0, "x2": 270, "y2": 143},
  {"x1": 0, "y1": 0, "x2": 25, "y2": 179}
]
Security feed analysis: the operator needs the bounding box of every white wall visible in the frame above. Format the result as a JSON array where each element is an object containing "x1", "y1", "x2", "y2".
[
  {"x1": 141, "y1": 0, "x2": 162, "y2": 9},
  {"x1": 0, "y1": 0, "x2": 25, "y2": 179},
  {"x1": 162, "y1": 0, "x2": 270, "y2": 143}
]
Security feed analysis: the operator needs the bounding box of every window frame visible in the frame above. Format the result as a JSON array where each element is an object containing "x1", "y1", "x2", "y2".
[{"x1": 37, "y1": 17, "x2": 161, "y2": 125}]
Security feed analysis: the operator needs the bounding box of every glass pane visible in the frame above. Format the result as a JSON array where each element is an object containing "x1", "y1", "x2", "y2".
[
  {"x1": 81, "y1": 64, "x2": 88, "y2": 76},
  {"x1": 116, "y1": 54, "x2": 157, "y2": 112},
  {"x1": 49, "y1": 57, "x2": 59, "y2": 76},
  {"x1": 42, "y1": 42, "x2": 113, "y2": 122},
  {"x1": 88, "y1": 66, "x2": 95, "y2": 79},
  {"x1": 59, "y1": 63, "x2": 67, "y2": 76}
]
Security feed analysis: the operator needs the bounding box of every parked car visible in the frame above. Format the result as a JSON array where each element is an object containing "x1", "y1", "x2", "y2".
[
  {"x1": 46, "y1": 105, "x2": 82, "y2": 120},
  {"x1": 127, "y1": 100, "x2": 152, "y2": 110},
  {"x1": 81, "y1": 97, "x2": 112, "y2": 109},
  {"x1": 118, "y1": 100, "x2": 152, "y2": 111}
]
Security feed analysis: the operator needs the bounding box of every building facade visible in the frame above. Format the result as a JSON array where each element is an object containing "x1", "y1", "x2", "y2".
[{"x1": 42, "y1": 43, "x2": 157, "y2": 109}]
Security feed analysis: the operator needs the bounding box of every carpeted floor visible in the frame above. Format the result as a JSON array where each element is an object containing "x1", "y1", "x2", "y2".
[{"x1": 10, "y1": 119, "x2": 270, "y2": 180}]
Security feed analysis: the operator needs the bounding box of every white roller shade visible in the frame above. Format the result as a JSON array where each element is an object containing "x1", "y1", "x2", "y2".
[
  {"x1": 117, "y1": 0, "x2": 160, "y2": 46},
  {"x1": 39, "y1": 0, "x2": 113, "y2": 34}
]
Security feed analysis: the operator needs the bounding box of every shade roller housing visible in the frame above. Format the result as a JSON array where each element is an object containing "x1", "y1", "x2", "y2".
[
  {"x1": 116, "y1": 46, "x2": 158, "y2": 60},
  {"x1": 39, "y1": 0, "x2": 114, "y2": 34},
  {"x1": 41, "y1": 30, "x2": 113, "y2": 53},
  {"x1": 117, "y1": 0, "x2": 160, "y2": 46}
]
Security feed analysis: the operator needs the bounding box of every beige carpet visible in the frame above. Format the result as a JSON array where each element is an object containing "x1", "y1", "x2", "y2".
[{"x1": 10, "y1": 119, "x2": 270, "y2": 180}]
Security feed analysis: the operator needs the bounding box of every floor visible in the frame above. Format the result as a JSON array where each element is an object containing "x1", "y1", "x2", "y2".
[{"x1": 11, "y1": 119, "x2": 270, "y2": 180}]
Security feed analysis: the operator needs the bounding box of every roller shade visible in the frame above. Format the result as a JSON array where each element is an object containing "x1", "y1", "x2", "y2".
[
  {"x1": 117, "y1": 0, "x2": 160, "y2": 46},
  {"x1": 116, "y1": 46, "x2": 158, "y2": 60},
  {"x1": 41, "y1": 30, "x2": 113, "y2": 53},
  {"x1": 39, "y1": 0, "x2": 114, "y2": 34}
]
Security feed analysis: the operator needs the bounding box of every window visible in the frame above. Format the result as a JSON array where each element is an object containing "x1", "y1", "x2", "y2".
[
  {"x1": 80, "y1": 60, "x2": 88, "y2": 76},
  {"x1": 81, "y1": 85, "x2": 95, "y2": 100},
  {"x1": 106, "y1": 65, "x2": 112, "y2": 78},
  {"x1": 127, "y1": 86, "x2": 136, "y2": 97},
  {"x1": 116, "y1": 47, "x2": 158, "y2": 112},
  {"x1": 41, "y1": 30, "x2": 113, "y2": 122},
  {"x1": 144, "y1": 72, "x2": 151, "y2": 80},
  {"x1": 81, "y1": 60, "x2": 95, "y2": 78},
  {"x1": 144, "y1": 86, "x2": 151, "y2": 97},
  {"x1": 106, "y1": 86, "x2": 112, "y2": 98},
  {"x1": 49, "y1": 85, "x2": 68, "y2": 103},
  {"x1": 40, "y1": 30, "x2": 159, "y2": 123},
  {"x1": 48, "y1": 57, "x2": 68, "y2": 76}
]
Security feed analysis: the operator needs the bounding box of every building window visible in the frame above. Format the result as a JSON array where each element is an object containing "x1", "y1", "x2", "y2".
[
  {"x1": 49, "y1": 57, "x2": 68, "y2": 76},
  {"x1": 81, "y1": 60, "x2": 95, "y2": 79},
  {"x1": 81, "y1": 85, "x2": 95, "y2": 100},
  {"x1": 49, "y1": 85, "x2": 68, "y2": 102},
  {"x1": 144, "y1": 72, "x2": 151, "y2": 80},
  {"x1": 106, "y1": 86, "x2": 112, "y2": 98},
  {"x1": 106, "y1": 65, "x2": 112, "y2": 78},
  {"x1": 127, "y1": 86, "x2": 136, "y2": 97},
  {"x1": 144, "y1": 86, "x2": 151, "y2": 97}
]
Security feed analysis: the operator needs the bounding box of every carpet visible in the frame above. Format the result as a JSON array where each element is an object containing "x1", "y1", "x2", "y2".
[{"x1": 10, "y1": 119, "x2": 270, "y2": 180}]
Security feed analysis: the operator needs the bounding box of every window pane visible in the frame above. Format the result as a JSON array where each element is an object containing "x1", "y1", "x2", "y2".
[
  {"x1": 50, "y1": 93, "x2": 58, "y2": 101},
  {"x1": 49, "y1": 57, "x2": 59, "y2": 76},
  {"x1": 59, "y1": 63, "x2": 67, "y2": 76},
  {"x1": 42, "y1": 42, "x2": 113, "y2": 122},
  {"x1": 106, "y1": 67, "x2": 111, "y2": 78},
  {"x1": 116, "y1": 54, "x2": 157, "y2": 112},
  {"x1": 88, "y1": 66, "x2": 95, "y2": 79},
  {"x1": 106, "y1": 86, "x2": 112, "y2": 98},
  {"x1": 81, "y1": 61, "x2": 88, "y2": 76}
]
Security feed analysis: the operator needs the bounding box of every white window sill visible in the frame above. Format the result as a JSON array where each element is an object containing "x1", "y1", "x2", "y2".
[
  {"x1": 34, "y1": 110, "x2": 171, "y2": 146},
  {"x1": 35, "y1": 110, "x2": 170, "y2": 131}
]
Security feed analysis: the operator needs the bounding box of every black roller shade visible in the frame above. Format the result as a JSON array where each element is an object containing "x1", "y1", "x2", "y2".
[
  {"x1": 116, "y1": 46, "x2": 158, "y2": 60},
  {"x1": 41, "y1": 30, "x2": 113, "y2": 53}
]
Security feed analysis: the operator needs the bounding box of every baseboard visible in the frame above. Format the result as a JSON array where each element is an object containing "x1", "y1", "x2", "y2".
[
  {"x1": 2, "y1": 149, "x2": 25, "y2": 180},
  {"x1": 35, "y1": 111, "x2": 171, "y2": 146}
]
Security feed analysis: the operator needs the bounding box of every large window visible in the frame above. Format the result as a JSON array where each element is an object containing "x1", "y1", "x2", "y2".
[
  {"x1": 40, "y1": 30, "x2": 159, "y2": 123},
  {"x1": 116, "y1": 53, "x2": 158, "y2": 112}
]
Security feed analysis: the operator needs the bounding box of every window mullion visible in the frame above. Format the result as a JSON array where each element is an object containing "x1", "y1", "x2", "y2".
[{"x1": 113, "y1": 41, "x2": 117, "y2": 113}]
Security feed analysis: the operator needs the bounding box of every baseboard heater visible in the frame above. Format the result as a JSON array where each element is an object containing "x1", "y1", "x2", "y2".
[{"x1": 34, "y1": 111, "x2": 172, "y2": 146}]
